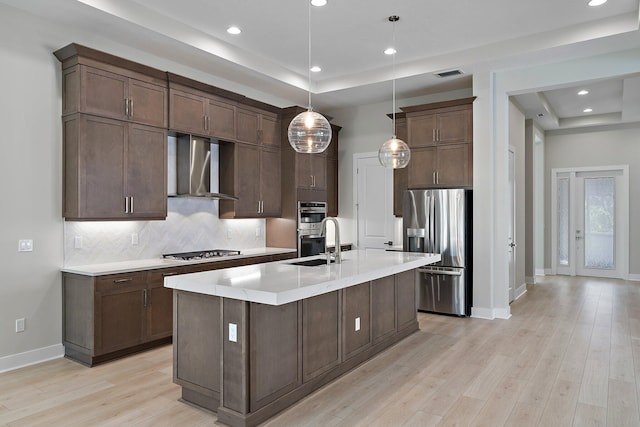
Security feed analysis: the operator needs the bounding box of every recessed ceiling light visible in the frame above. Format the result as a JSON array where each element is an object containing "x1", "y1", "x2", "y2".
[
  {"x1": 311, "y1": 0, "x2": 327, "y2": 6},
  {"x1": 384, "y1": 47, "x2": 396, "y2": 55},
  {"x1": 310, "y1": 66, "x2": 321, "y2": 73},
  {"x1": 583, "y1": 108, "x2": 593, "y2": 113},
  {"x1": 587, "y1": 0, "x2": 607, "y2": 6},
  {"x1": 577, "y1": 89, "x2": 589, "y2": 95},
  {"x1": 227, "y1": 26, "x2": 241, "y2": 35}
]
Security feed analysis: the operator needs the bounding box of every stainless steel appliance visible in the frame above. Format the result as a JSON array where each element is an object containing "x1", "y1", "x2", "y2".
[
  {"x1": 297, "y1": 201, "x2": 327, "y2": 257},
  {"x1": 403, "y1": 189, "x2": 472, "y2": 316},
  {"x1": 162, "y1": 249, "x2": 241, "y2": 260}
]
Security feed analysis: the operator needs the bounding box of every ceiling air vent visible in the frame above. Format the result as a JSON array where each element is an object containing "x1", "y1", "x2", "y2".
[{"x1": 435, "y1": 69, "x2": 464, "y2": 78}]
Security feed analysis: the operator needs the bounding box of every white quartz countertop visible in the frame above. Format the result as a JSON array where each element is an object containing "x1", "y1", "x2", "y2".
[
  {"x1": 61, "y1": 247, "x2": 297, "y2": 276},
  {"x1": 164, "y1": 249, "x2": 440, "y2": 305}
]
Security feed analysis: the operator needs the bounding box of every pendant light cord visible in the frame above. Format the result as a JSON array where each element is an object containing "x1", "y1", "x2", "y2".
[
  {"x1": 307, "y1": 1, "x2": 312, "y2": 111},
  {"x1": 391, "y1": 16, "x2": 398, "y2": 138}
]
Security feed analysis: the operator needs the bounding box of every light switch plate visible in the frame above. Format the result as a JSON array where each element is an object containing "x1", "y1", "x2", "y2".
[
  {"x1": 18, "y1": 240, "x2": 33, "y2": 252},
  {"x1": 74, "y1": 236, "x2": 83, "y2": 249},
  {"x1": 229, "y1": 323, "x2": 237, "y2": 342},
  {"x1": 131, "y1": 233, "x2": 139, "y2": 245}
]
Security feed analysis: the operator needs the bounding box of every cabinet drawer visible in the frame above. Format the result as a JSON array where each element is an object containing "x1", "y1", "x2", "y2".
[
  {"x1": 147, "y1": 267, "x2": 186, "y2": 287},
  {"x1": 96, "y1": 271, "x2": 147, "y2": 293}
]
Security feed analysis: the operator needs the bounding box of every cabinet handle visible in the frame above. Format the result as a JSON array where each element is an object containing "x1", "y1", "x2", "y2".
[
  {"x1": 130, "y1": 196, "x2": 134, "y2": 213},
  {"x1": 129, "y1": 99, "x2": 134, "y2": 118},
  {"x1": 432, "y1": 129, "x2": 436, "y2": 142},
  {"x1": 125, "y1": 98, "x2": 129, "y2": 116},
  {"x1": 143, "y1": 289, "x2": 148, "y2": 307},
  {"x1": 113, "y1": 278, "x2": 133, "y2": 283},
  {"x1": 203, "y1": 115, "x2": 207, "y2": 131},
  {"x1": 125, "y1": 196, "x2": 130, "y2": 213},
  {"x1": 206, "y1": 115, "x2": 210, "y2": 131},
  {"x1": 436, "y1": 172, "x2": 440, "y2": 184},
  {"x1": 433, "y1": 171, "x2": 436, "y2": 184}
]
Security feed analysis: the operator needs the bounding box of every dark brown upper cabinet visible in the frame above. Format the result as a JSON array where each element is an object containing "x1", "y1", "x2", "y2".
[
  {"x1": 55, "y1": 44, "x2": 168, "y2": 221},
  {"x1": 391, "y1": 97, "x2": 475, "y2": 216}
]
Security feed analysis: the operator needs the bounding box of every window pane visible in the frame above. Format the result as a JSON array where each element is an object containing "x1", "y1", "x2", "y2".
[
  {"x1": 584, "y1": 177, "x2": 615, "y2": 269},
  {"x1": 557, "y1": 178, "x2": 569, "y2": 266}
]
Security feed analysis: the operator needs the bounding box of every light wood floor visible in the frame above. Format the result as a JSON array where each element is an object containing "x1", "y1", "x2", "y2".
[{"x1": 2, "y1": 275, "x2": 640, "y2": 427}]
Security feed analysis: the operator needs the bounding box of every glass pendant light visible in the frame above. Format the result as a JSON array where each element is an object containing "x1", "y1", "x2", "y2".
[
  {"x1": 379, "y1": 15, "x2": 410, "y2": 169},
  {"x1": 288, "y1": 0, "x2": 332, "y2": 153}
]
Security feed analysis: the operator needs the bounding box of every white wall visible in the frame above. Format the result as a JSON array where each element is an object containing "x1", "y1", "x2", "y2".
[
  {"x1": 0, "y1": 3, "x2": 291, "y2": 370},
  {"x1": 544, "y1": 123, "x2": 640, "y2": 276}
]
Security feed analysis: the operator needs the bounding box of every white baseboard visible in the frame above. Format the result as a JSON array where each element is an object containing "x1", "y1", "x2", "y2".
[
  {"x1": 471, "y1": 306, "x2": 512, "y2": 320},
  {"x1": 515, "y1": 284, "x2": 527, "y2": 300},
  {"x1": 525, "y1": 276, "x2": 536, "y2": 284},
  {"x1": 0, "y1": 344, "x2": 64, "y2": 373},
  {"x1": 535, "y1": 269, "x2": 546, "y2": 276},
  {"x1": 628, "y1": 274, "x2": 640, "y2": 282}
]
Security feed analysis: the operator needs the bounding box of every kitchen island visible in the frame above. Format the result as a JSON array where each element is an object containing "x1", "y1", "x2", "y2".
[{"x1": 164, "y1": 249, "x2": 440, "y2": 427}]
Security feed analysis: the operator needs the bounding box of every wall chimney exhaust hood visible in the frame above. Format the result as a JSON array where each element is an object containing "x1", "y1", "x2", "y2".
[{"x1": 168, "y1": 135, "x2": 238, "y2": 201}]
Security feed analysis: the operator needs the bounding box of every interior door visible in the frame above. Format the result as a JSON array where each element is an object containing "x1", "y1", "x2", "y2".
[
  {"x1": 355, "y1": 154, "x2": 394, "y2": 250},
  {"x1": 553, "y1": 167, "x2": 627, "y2": 279}
]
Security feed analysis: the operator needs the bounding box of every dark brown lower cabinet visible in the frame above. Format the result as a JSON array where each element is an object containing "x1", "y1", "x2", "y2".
[
  {"x1": 174, "y1": 269, "x2": 419, "y2": 427},
  {"x1": 62, "y1": 252, "x2": 297, "y2": 366}
]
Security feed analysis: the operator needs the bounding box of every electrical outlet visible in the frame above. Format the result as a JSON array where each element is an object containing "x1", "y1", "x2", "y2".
[
  {"x1": 255, "y1": 226, "x2": 261, "y2": 237},
  {"x1": 131, "y1": 233, "x2": 139, "y2": 245},
  {"x1": 229, "y1": 323, "x2": 237, "y2": 342},
  {"x1": 18, "y1": 240, "x2": 33, "y2": 252},
  {"x1": 355, "y1": 317, "x2": 361, "y2": 332},
  {"x1": 16, "y1": 318, "x2": 25, "y2": 333},
  {"x1": 74, "y1": 236, "x2": 83, "y2": 249}
]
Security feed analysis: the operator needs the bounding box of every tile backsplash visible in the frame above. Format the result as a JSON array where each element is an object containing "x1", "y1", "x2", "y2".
[{"x1": 63, "y1": 198, "x2": 265, "y2": 266}]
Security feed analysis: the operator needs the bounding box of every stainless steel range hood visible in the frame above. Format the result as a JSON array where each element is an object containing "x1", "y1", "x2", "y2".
[{"x1": 168, "y1": 135, "x2": 238, "y2": 201}]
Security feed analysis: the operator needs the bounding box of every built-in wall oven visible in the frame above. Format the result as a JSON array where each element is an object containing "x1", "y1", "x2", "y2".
[{"x1": 297, "y1": 201, "x2": 327, "y2": 257}]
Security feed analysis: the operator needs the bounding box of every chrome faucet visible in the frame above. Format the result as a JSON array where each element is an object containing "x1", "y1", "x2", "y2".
[{"x1": 320, "y1": 217, "x2": 341, "y2": 264}]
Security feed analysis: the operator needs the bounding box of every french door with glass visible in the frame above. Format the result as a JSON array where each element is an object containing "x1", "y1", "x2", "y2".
[{"x1": 552, "y1": 167, "x2": 628, "y2": 279}]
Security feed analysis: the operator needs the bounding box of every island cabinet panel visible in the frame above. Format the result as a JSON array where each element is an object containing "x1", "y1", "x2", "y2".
[
  {"x1": 372, "y1": 275, "x2": 397, "y2": 343},
  {"x1": 342, "y1": 282, "x2": 371, "y2": 360},
  {"x1": 397, "y1": 269, "x2": 417, "y2": 330},
  {"x1": 174, "y1": 292, "x2": 222, "y2": 410},
  {"x1": 222, "y1": 299, "x2": 250, "y2": 414},
  {"x1": 249, "y1": 301, "x2": 301, "y2": 411},
  {"x1": 171, "y1": 267, "x2": 422, "y2": 427},
  {"x1": 302, "y1": 291, "x2": 341, "y2": 382}
]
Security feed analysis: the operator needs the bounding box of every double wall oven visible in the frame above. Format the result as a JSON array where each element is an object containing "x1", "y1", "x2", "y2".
[{"x1": 297, "y1": 201, "x2": 327, "y2": 257}]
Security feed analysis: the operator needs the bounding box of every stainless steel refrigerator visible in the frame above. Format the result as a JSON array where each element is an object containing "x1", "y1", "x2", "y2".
[{"x1": 403, "y1": 189, "x2": 472, "y2": 316}]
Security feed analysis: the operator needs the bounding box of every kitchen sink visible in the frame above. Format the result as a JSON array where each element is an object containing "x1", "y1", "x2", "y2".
[{"x1": 289, "y1": 258, "x2": 335, "y2": 267}]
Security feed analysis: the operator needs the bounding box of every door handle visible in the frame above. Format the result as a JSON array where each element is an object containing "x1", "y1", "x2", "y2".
[{"x1": 418, "y1": 268, "x2": 462, "y2": 276}]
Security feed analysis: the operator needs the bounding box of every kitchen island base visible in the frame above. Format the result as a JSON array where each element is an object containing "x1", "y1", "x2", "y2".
[{"x1": 173, "y1": 270, "x2": 417, "y2": 427}]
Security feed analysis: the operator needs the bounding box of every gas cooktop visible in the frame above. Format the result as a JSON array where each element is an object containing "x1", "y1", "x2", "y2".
[{"x1": 162, "y1": 249, "x2": 241, "y2": 261}]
